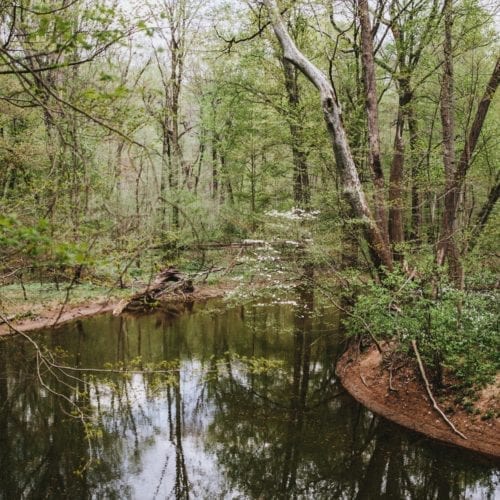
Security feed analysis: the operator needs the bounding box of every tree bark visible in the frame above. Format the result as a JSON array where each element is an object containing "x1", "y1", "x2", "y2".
[
  {"x1": 212, "y1": 132, "x2": 219, "y2": 198},
  {"x1": 357, "y1": 0, "x2": 389, "y2": 240},
  {"x1": 466, "y1": 175, "x2": 499, "y2": 253},
  {"x1": 437, "y1": 0, "x2": 462, "y2": 286},
  {"x1": 388, "y1": 108, "x2": 405, "y2": 253},
  {"x1": 282, "y1": 58, "x2": 310, "y2": 208},
  {"x1": 452, "y1": 57, "x2": 500, "y2": 217},
  {"x1": 264, "y1": 0, "x2": 393, "y2": 270},
  {"x1": 408, "y1": 107, "x2": 422, "y2": 242}
]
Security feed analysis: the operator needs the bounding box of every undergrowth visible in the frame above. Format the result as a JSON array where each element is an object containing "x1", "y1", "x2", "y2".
[{"x1": 344, "y1": 268, "x2": 499, "y2": 393}]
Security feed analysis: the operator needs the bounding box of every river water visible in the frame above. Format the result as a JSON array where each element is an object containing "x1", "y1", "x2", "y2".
[{"x1": 0, "y1": 299, "x2": 498, "y2": 499}]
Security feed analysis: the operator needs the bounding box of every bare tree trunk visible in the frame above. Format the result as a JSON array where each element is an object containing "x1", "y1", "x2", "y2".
[
  {"x1": 452, "y1": 57, "x2": 500, "y2": 217},
  {"x1": 408, "y1": 108, "x2": 422, "y2": 242},
  {"x1": 219, "y1": 152, "x2": 234, "y2": 205},
  {"x1": 170, "y1": 88, "x2": 181, "y2": 229},
  {"x1": 388, "y1": 109, "x2": 405, "y2": 254},
  {"x1": 160, "y1": 115, "x2": 172, "y2": 230},
  {"x1": 194, "y1": 134, "x2": 204, "y2": 196},
  {"x1": 212, "y1": 130, "x2": 219, "y2": 199},
  {"x1": 437, "y1": 52, "x2": 499, "y2": 269},
  {"x1": 437, "y1": 0, "x2": 462, "y2": 286},
  {"x1": 154, "y1": 0, "x2": 195, "y2": 230},
  {"x1": 212, "y1": 137, "x2": 219, "y2": 199},
  {"x1": 250, "y1": 152, "x2": 256, "y2": 231},
  {"x1": 282, "y1": 58, "x2": 310, "y2": 208},
  {"x1": 264, "y1": 0, "x2": 393, "y2": 270},
  {"x1": 357, "y1": 0, "x2": 388, "y2": 240}
]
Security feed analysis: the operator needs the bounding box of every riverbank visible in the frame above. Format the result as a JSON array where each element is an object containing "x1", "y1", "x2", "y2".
[
  {"x1": 0, "y1": 281, "x2": 235, "y2": 336},
  {"x1": 336, "y1": 343, "x2": 500, "y2": 460}
]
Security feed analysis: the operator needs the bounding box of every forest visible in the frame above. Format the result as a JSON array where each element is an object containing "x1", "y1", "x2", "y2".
[{"x1": 0, "y1": 0, "x2": 499, "y2": 496}]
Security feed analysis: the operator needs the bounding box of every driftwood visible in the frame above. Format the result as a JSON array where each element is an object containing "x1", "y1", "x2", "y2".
[{"x1": 115, "y1": 268, "x2": 194, "y2": 315}]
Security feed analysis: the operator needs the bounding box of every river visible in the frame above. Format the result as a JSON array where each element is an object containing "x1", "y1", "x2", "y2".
[{"x1": 0, "y1": 299, "x2": 498, "y2": 499}]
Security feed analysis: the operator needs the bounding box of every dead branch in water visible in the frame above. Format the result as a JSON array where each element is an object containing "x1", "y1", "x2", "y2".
[{"x1": 411, "y1": 339, "x2": 467, "y2": 440}]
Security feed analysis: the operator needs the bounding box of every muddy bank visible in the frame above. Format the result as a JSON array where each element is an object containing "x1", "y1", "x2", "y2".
[
  {"x1": 336, "y1": 344, "x2": 500, "y2": 460},
  {"x1": 0, "y1": 301, "x2": 116, "y2": 336},
  {"x1": 0, "y1": 282, "x2": 234, "y2": 337}
]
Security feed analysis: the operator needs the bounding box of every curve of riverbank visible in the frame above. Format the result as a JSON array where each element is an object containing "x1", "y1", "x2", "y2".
[{"x1": 336, "y1": 344, "x2": 500, "y2": 461}]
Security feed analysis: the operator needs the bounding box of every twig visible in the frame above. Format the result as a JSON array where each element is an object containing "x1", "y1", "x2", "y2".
[
  {"x1": 221, "y1": 246, "x2": 244, "y2": 277},
  {"x1": 411, "y1": 339, "x2": 467, "y2": 440},
  {"x1": 389, "y1": 368, "x2": 398, "y2": 392},
  {"x1": 0, "y1": 310, "x2": 94, "y2": 469}
]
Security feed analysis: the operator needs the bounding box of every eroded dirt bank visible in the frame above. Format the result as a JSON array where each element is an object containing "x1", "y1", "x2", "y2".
[{"x1": 336, "y1": 344, "x2": 500, "y2": 460}]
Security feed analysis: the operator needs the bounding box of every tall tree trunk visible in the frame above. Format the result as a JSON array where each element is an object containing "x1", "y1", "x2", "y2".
[
  {"x1": 438, "y1": 55, "x2": 499, "y2": 265},
  {"x1": 437, "y1": 0, "x2": 462, "y2": 286},
  {"x1": 264, "y1": 0, "x2": 393, "y2": 270},
  {"x1": 408, "y1": 107, "x2": 422, "y2": 242},
  {"x1": 219, "y1": 152, "x2": 234, "y2": 205},
  {"x1": 212, "y1": 132, "x2": 219, "y2": 199},
  {"x1": 452, "y1": 57, "x2": 500, "y2": 217},
  {"x1": 282, "y1": 58, "x2": 310, "y2": 208},
  {"x1": 388, "y1": 78, "x2": 413, "y2": 253},
  {"x1": 466, "y1": 175, "x2": 499, "y2": 253},
  {"x1": 193, "y1": 132, "x2": 205, "y2": 196},
  {"x1": 161, "y1": 116, "x2": 172, "y2": 230},
  {"x1": 357, "y1": 0, "x2": 389, "y2": 241},
  {"x1": 388, "y1": 108, "x2": 405, "y2": 254},
  {"x1": 250, "y1": 152, "x2": 256, "y2": 231}
]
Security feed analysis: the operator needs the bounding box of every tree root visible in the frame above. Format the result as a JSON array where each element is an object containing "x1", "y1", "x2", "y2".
[
  {"x1": 411, "y1": 339, "x2": 467, "y2": 440},
  {"x1": 389, "y1": 368, "x2": 398, "y2": 392}
]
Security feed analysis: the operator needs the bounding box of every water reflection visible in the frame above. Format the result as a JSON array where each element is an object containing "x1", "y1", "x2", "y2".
[{"x1": 0, "y1": 297, "x2": 498, "y2": 499}]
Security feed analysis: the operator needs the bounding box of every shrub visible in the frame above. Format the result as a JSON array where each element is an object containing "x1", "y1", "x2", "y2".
[{"x1": 344, "y1": 269, "x2": 499, "y2": 389}]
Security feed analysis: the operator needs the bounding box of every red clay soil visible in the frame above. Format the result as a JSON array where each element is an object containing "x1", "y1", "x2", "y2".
[
  {"x1": 336, "y1": 343, "x2": 500, "y2": 460},
  {"x1": 0, "y1": 282, "x2": 234, "y2": 337}
]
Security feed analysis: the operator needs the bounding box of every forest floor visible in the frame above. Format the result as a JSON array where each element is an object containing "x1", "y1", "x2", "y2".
[{"x1": 336, "y1": 343, "x2": 500, "y2": 460}]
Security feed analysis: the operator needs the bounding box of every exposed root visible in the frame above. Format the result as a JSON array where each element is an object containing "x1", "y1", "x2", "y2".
[{"x1": 389, "y1": 368, "x2": 398, "y2": 392}]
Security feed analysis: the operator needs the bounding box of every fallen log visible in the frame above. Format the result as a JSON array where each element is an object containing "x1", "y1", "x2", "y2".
[{"x1": 114, "y1": 268, "x2": 194, "y2": 315}]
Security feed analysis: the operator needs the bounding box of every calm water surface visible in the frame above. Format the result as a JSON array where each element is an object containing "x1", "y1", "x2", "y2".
[{"x1": 0, "y1": 299, "x2": 498, "y2": 499}]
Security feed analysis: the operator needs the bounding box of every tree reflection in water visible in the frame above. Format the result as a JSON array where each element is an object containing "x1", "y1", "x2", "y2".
[{"x1": 0, "y1": 298, "x2": 498, "y2": 499}]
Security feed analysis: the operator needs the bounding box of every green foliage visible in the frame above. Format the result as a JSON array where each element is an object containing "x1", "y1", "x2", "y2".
[
  {"x1": 0, "y1": 215, "x2": 51, "y2": 257},
  {"x1": 345, "y1": 270, "x2": 499, "y2": 389},
  {"x1": 0, "y1": 215, "x2": 93, "y2": 269}
]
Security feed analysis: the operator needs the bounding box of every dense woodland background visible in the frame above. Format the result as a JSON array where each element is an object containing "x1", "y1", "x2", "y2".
[
  {"x1": 0, "y1": 0, "x2": 498, "y2": 388},
  {"x1": 1, "y1": 5, "x2": 500, "y2": 497},
  {"x1": 1, "y1": 0, "x2": 498, "y2": 274}
]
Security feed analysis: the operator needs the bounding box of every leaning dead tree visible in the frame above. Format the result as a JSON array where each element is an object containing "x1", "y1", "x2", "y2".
[{"x1": 262, "y1": 0, "x2": 393, "y2": 270}]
